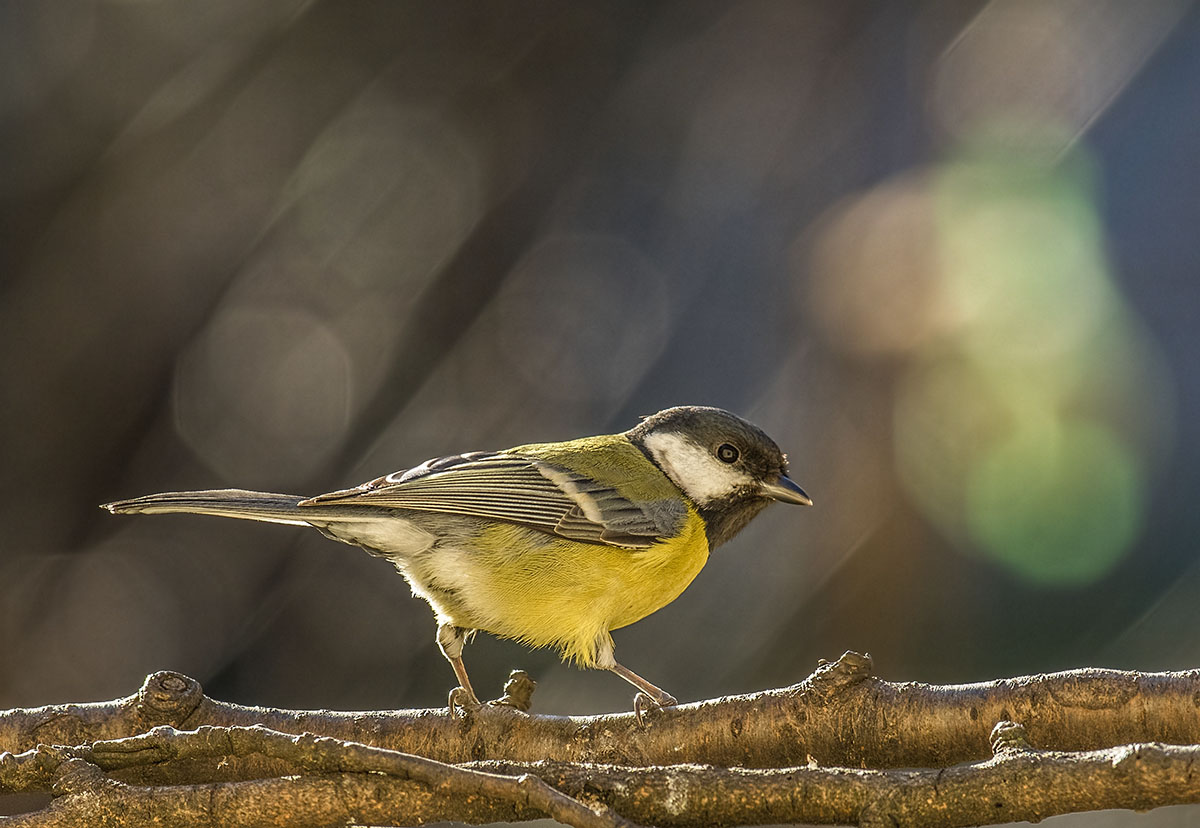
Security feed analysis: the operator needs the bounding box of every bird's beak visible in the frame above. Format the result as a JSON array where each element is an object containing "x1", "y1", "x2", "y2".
[{"x1": 761, "y1": 474, "x2": 813, "y2": 506}]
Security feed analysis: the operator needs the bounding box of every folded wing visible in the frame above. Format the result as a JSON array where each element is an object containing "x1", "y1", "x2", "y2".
[{"x1": 301, "y1": 451, "x2": 683, "y2": 549}]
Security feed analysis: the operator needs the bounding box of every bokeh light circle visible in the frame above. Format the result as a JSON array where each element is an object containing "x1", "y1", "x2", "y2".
[
  {"x1": 965, "y1": 419, "x2": 1144, "y2": 585},
  {"x1": 173, "y1": 304, "x2": 352, "y2": 486}
]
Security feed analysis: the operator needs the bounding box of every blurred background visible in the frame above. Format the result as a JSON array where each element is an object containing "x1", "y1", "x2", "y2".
[{"x1": 2, "y1": 1, "x2": 1200, "y2": 823}]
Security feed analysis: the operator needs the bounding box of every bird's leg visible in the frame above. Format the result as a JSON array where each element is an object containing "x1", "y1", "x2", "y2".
[
  {"x1": 437, "y1": 623, "x2": 480, "y2": 714},
  {"x1": 447, "y1": 654, "x2": 479, "y2": 713},
  {"x1": 609, "y1": 662, "x2": 679, "y2": 722},
  {"x1": 595, "y1": 634, "x2": 677, "y2": 723}
]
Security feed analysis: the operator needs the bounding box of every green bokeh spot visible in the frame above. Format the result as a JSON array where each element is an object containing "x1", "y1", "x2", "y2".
[{"x1": 965, "y1": 420, "x2": 1144, "y2": 585}]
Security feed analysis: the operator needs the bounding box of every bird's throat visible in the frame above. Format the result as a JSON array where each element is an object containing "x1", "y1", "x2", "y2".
[{"x1": 696, "y1": 495, "x2": 771, "y2": 549}]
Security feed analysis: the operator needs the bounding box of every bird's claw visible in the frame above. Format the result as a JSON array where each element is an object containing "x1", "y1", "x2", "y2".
[
  {"x1": 448, "y1": 685, "x2": 481, "y2": 718},
  {"x1": 633, "y1": 690, "x2": 678, "y2": 725}
]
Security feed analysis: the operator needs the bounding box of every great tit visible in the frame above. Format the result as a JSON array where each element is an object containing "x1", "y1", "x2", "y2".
[{"x1": 104, "y1": 405, "x2": 811, "y2": 716}]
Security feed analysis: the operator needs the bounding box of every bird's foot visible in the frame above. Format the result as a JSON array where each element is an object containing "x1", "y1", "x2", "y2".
[
  {"x1": 633, "y1": 689, "x2": 678, "y2": 725},
  {"x1": 447, "y1": 685, "x2": 481, "y2": 718}
]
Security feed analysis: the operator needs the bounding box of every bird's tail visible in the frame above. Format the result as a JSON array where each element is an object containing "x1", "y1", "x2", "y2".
[{"x1": 102, "y1": 489, "x2": 314, "y2": 526}]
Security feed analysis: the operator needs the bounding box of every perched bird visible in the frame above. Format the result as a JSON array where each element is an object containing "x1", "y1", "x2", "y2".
[{"x1": 104, "y1": 405, "x2": 810, "y2": 717}]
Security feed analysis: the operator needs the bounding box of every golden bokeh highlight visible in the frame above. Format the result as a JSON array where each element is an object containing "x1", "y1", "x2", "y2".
[
  {"x1": 808, "y1": 146, "x2": 1173, "y2": 585},
  {"x1": 804, "y1": 175, "x2": 944, "y2": 357}
]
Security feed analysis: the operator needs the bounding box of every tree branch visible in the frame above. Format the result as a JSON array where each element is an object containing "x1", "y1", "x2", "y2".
[
  {"x1": 1, "y1": 725, "x2": 635, "y2": 828},
  {"x1": 102, "y1": 725, "x2": 635, "y2": 828},
  {"x1": 4, "y1": 653, "x2": 1198, "y2": 769},
  {"x1": 2, "y1": 721, "x2": 1197, "y2": 827},
  {"x1": 481, "y1": 725, "x2": 1200, "y2": 827}
]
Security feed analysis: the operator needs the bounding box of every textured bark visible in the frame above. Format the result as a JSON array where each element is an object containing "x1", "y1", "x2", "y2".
[
  {"x1": 4, "y1": 654, "x2": 1198, "y2": 769},
  {"x1": 1, "y1": 725, "x2": 632, "y2": 828},
  {"x1": 1, "y1": 725, "x2": 1198, "y2": 827},
  {"x1": 3, "y1": 654, "x2": 1199, "y2": 827}
]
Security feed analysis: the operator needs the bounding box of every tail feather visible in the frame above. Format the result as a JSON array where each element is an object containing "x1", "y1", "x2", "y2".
[{"x1": 102, "y1": 489, "x2": 313, "y2": 526}]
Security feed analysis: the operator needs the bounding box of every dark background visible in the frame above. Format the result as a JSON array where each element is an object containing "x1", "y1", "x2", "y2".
[{"x1": 3, "y1": 3, "x2": 1199, "y2": 823}]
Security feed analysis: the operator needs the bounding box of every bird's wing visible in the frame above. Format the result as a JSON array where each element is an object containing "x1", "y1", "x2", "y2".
[{"x1": 300, "y1": 451, "x2": 684, "y2": 549}]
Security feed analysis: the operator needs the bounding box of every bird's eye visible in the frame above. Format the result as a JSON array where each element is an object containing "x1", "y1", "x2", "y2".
[{"x1": 716, "y1": 443, "x2": 740, "y2": 463}]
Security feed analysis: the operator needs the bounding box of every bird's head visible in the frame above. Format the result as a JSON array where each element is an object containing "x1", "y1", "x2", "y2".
[{"x1": 627, "y1": 405, "x2": 810, "y2": 548}]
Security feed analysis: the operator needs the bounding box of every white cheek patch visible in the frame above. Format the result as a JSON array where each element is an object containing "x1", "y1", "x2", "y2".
[{"x1": 641, "y1": 431, "x2": 751, "y2": 505}]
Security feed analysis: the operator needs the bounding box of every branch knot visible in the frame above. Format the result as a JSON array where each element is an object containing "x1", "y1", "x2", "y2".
[
  {"x1": 800, "y1": 651, "x2": 874, "y2": 703},
  {"x1": 136, "y1": 671, "x2": 203, "y2": 726},
  {"x1": 494, "y1": 670, "x2": 537, "y2": 712}
]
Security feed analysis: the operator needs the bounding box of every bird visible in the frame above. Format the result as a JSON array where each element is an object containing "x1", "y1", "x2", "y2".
[{"x1": 103, "y1": 405, "x2": 811, "y2": 718}]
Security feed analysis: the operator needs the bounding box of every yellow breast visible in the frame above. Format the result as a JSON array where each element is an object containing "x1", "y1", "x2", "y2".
[{"x1": 463, "y1": 507, "x2": 710, "y2": 666}]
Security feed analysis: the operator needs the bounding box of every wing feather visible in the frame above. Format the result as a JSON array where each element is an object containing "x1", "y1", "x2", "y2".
[{"x1": 300, "y1": 451, "x2": 684, "y2": 549}]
